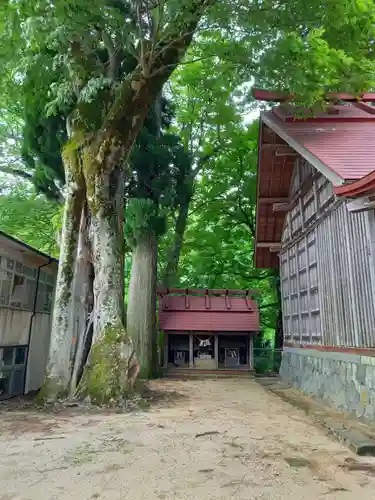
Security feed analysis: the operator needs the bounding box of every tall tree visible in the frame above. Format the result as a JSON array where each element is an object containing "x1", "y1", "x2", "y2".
[
  {"x1": 126, "y1": 99, "x2": 189, "y2": 378},
  {"x1": 161, "y1": 53, "x2": 243, "y2": 287}
]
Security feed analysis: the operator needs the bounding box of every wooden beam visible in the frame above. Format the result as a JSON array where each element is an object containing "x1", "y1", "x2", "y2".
[
  {"x1": 352, "y1": 102, "x2": 375, "y2": 115},
  {"x1": 258, "y1": 197, "x2": 289, "y2": 204},
  {"x1": 275, "y1": 147, "x2": 297, "y2": 157},
  {"x1": 261, "y1": 143, "x2": 289, "y2": 149},
  {"x1": 325, "y1": 92, "x2": 375, "y2": 102},
  {"x1": 346, "y1": 198, "x2": 375, "y2": 213},
  {"x1": 158, "y1": 288, "x2": 261, "y2": 296},
  {"x1": 257, "y1": 242, "x2": 281, "y2": 251},
  {"x1": 252, "y1": 89, "x2": 294, "y2": 102},
  {"x1": 273, "y1": 202, "x2": 289, "y2": 212}
]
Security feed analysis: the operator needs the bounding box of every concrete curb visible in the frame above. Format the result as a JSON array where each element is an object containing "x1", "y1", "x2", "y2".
[{"x1": 256, "y1": 378, "x2": 375, "y2": 456}]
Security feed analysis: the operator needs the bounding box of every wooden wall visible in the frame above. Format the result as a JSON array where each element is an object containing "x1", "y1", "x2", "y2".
[{"x1": 280, "y1": 159, "x2": 375, "y2": 348}]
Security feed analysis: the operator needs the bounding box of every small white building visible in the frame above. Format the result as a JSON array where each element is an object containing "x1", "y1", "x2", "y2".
[{"x1": 0, "y1": 231, "x2": 58, "y2": 399}]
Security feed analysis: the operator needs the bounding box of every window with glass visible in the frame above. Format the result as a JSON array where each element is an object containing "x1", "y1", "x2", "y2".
[
  {"x1": 0, "y1": 255, "x2": 55, "y2": 313},
  {"x1": 0, "y1": 345, "x2": 27, "y2": 399}
]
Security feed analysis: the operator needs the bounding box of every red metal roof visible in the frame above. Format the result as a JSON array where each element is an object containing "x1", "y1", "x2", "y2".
[
  {"x1": 158, "y1": 289, "x2": 260, "y2": 333},
  {"x1": 267, "y1": 105, "x2": 375, "y2": 182},
  {"x1": 335, "y1": 170, "x2": 375, "y2": 198},
  {"x1": 254, "y1": 100, "x2": 375, "y2": 268},
  {"x1": 252, "y1": 88, "x2": 375, "y2": 103}
]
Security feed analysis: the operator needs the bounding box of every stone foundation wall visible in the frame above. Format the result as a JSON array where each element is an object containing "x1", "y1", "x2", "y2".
[{"x1": 280, "y1": 348, "x2": 375, "y2": 422}]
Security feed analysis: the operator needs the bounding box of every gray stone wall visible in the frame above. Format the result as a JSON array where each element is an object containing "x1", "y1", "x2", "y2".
[{"x1": 280, "y1": 348, "x2": 375, "y2": 422}]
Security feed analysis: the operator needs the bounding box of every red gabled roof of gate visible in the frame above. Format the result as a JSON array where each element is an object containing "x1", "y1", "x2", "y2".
[{"x1": 158, "y1": 289, "x2": 260, "y2": 332}]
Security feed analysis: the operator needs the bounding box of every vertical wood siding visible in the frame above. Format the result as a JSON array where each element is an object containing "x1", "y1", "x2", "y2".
[
  {"x1": 281, "y1": 159, "x2": 375, "y2": 348},
  {"x1": 316, "y1": 204, "x2": 375, "y2": 347}
]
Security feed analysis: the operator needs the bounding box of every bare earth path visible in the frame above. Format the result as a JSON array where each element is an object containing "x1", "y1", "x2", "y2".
[{"x1": 1, "y1": 379, "x2": 375, "y2": 500}]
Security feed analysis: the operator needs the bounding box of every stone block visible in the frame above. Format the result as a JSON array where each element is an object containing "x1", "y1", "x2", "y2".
[
  {"x1": 279, "y1": 351, "x2": 375, "y2": 423},
  {"x1": 333, "y1": 360, "x2": 340, "y2": 375},
  {"x1": 335, "y1": 390, "x2": 348, "y2": 411},
  {"x1": 356, "y1": 401, "x2": 366, "y2": 418},
  {"x1": 341, "y1": 429, "x2": 375, "y2": 456},
  {"x1": 356, "y1": 364, "x2": 367, "y2": 385},
  {"x1": 365, "y1": 367, "x2": 375, "y2": 390},
  {"x1": 339, "y1": 361, "x2": 346, "y2": 379},
  {"x1": 361, "y1": 356, "x2": 375, "y2": 367},
  {"x1": 322, "y1": 358, "x2": 329, "y2": 374}
]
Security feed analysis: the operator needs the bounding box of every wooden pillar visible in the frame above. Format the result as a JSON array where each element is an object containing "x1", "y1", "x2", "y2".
[
  {"x1": 214, "y1": 334, "x2": 219, "y2": 369},
  {"x1": 164, "y1": 332, "x2": 169, "y2": 368},
  {"x1": 189, "y1": 333, "x2": 194, "y2": 368},
  {"x1": 249, "y1": 336, "x2": 254, "y2": 370}
]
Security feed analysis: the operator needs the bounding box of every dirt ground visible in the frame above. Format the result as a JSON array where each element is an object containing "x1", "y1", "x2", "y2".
[{"x1": 1, "y1": 379, "x2": 375, "y2": 500}]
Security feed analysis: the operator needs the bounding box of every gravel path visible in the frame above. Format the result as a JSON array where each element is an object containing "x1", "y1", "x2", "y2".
[{"x1": 1, "y1": 378, "x2": 375, "y2": 499}]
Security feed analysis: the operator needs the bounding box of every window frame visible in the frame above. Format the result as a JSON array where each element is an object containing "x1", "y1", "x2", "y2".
[
  {"x1": 0, "y1": 344, "x2": 28, "y2": 399},
  {"x1": 0, "y1": 255, "x2": 54, "y2": 313}
]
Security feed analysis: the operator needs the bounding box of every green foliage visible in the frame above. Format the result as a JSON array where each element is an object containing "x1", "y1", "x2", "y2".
[
  {"x1": 247, "y1": 0, "x2": 375, "y2": 104},
  {"x1": 125, "y1": 98, "x2": 190, "y2": 247},
  {"x1": 21, "y1": 56, "x2": 67, "y2": 200},
  {"x1": 0, "y1": 183, "x2": 60, "y2": 256},
  {"x1": 125, "y1": 198, "x2": 165, "y2": 248}
]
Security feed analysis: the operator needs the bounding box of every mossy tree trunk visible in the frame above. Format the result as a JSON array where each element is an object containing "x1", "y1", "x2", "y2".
[
  {"x1": 127, "y1": 231, "x2": 158, "y2": 379},
  {"x1": 78, "y1": 164, "x2": 139, "y2": 403},
  {"x1": 43, "y1": 164, "x2": 84, "y2": 400}
]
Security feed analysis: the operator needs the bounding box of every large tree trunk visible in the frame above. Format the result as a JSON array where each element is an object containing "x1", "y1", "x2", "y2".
[
  {"x1": 41, "y1": 168, "x2": 84, "y2": 400},
  {"x1": 77, "y1": 167, "x2": 139, "y2": 404},
  {"x1": 127, "y1": 231, "x2": 158, "y2": 379},
  {"x1": 162, "y1": 198, "x2": 190, "y2": 288}
]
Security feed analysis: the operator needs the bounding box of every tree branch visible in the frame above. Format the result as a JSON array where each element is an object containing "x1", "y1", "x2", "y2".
[
  {"x1": 135, "y1": 0, "x2": 148, "y2": 74},
  {"x1": 148, "y1": 55, "x2": 216, "y2": 77},
  {"x1": 101, "y1": 29, "x2": 119, "y2": 79},
  {"x1": 0, "y1": 165, "x2": 33, "y2": 181},
  {"x1": 237, "y1": 198, "x2": 256, "y2": 237},
  {"x1": 103, "y1": 0, "x2": 212, "y2": 150},
  {"x1": 192, "y1": 144, "x2": 221, "y2": 177}
]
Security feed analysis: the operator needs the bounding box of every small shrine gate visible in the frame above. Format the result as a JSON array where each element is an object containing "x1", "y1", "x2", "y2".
[{"x1": 158, "y1": 289, "x2": 260, "y2": 373}]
